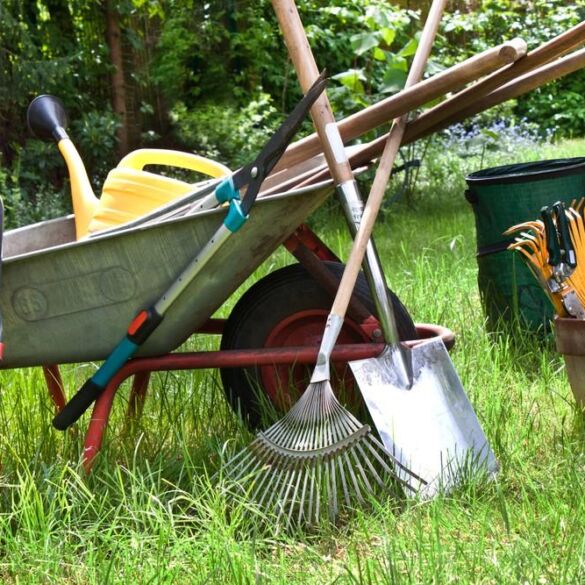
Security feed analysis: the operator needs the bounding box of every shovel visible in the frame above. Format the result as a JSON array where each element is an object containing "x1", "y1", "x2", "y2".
[
  {"x1": 345, "y1": 11, "x2": 497, "y2": 494},
  {"x1": 274, "y1": 0, "x2": 496, "y2": 496}
]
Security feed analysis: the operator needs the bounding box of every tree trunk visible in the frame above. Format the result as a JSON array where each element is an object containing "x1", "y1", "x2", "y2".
[{"x1": 104, "y1": 0, "x2": 129, "y2": 157}]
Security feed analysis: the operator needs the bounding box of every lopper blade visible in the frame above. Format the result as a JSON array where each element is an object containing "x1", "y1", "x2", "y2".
[{"x1": 349, "y1": 338, "x2": 498, "y2": 497}]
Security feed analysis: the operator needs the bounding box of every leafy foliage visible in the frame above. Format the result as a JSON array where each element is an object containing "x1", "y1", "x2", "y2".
[{"x1": 2, "y1": 0, "x2": 585, "y2": 226}]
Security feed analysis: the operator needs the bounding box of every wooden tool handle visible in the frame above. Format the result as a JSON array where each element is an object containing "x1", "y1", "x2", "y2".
[
  {"x1": 272, "y1": 0, "x2": 354, "y2": 185},
  {"x1": 343, "y1": 44, "x2": 585, "y2": 172},
  {"x1": 407, "y1": 19, "x2": 585, "y2": 143},
  {"x1": 331, "y1": 0, "x2": 447, "y2": 317},
  {"x1": 407, "y1": 46, "x2": 585, "y2": 143},
  {"x1": 276, "y1": 37, "x2": 527, "y2": 173}
]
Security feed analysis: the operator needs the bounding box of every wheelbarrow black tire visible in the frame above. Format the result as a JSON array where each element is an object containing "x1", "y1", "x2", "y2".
[{"x1": 220, "y1": 261, "x2": 417, "y2": 429}]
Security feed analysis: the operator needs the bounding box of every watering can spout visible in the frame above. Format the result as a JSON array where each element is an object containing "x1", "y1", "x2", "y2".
[
  {"x1": 27, "y1": 95, "x2": 98, "y2": 238},
  {"x1": 57, "y1": 138, "x2": 99, "y2": 238}
]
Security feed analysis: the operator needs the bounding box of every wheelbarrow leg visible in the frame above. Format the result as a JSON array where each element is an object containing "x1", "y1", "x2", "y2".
[
  {"x1": 127, "y1": 372, "x2": 150, "y2": 420},
  {"x1": 42, "y1": 365, "x2": 66, "y2": 412}
]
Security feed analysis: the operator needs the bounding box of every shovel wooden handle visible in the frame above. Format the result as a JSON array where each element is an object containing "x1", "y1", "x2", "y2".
[
  {"x1": 272, "y1": 0, "x2": 353, "y2": 185},
  {"x1": 330, "y1": 0, "x2": 447, "y2": 318}
]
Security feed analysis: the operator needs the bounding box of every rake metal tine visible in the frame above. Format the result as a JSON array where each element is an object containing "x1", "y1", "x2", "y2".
[
  {"x1": 296, "y1": 465, "x2": 311, "y2": 526},
  {"x1": 314, "y1": 462, "x2": 322, "y2": 523},
  {"x1": 256, "y1": 461, "x2": 287, "y2": 512},
  {"x1": 337, "y1": 455, "x2": 351, "y2": 507},
  {"x1": 285, "y1": 465, "x2": 305, "y2": 528},
  {"x1": 267, "y1": 466, "x2": 296, "y2": 518},
  {"x1": 248, "y1": 457, "x2": 277, "y2": 503},
  {"x1": 343, "y1": 450, "x2": 365, "y2": 505},
  {"x1": 354, "y1": 442, "x2": 386, "y2": 489},
  {"x1": 329, "y1": 459, "x2": 338, "y2": 522},
  {"x1": 230, "y1": 446, "x2": 266, "y2": 483},
  {"x1": 307, "y1": 462, "x2": 316, "y2": 524},
  {"x1": 349, "y1": 446, "x2": 376, "y2": 496},
  {"x1": 225, "y1": 446, "x2": 256, "y2": 480},
  {"x1": 275, "y1": 467, "x2": 299, "y2": 525},
  {"x1": 366, "y1": 433, "x2": 425, "y2": 485}
]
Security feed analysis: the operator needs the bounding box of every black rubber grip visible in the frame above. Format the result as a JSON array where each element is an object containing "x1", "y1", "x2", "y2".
[
  {"x1": 541, "y1": 206, "x2": 561, "y2": 266},
  {"x1": 53, "y1": 379, "x2": 102, "y2": 430},
  {"x1": 553, "y1": 202, "x2": 576, "y2": 268}
]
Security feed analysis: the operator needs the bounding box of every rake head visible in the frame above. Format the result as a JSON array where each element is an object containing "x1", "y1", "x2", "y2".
[{"x1": 221, "y1": 380, "x2": 423, "y2": 528}]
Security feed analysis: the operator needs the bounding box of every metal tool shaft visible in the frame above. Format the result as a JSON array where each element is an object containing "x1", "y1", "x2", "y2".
[{"x1": 337, "y1": 180, "x2": 401, "y2": 344}]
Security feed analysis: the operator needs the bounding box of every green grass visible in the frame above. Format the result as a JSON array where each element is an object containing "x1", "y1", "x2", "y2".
[{"x1": 1, "y1": 140, "x2": 585, "y2": 583}]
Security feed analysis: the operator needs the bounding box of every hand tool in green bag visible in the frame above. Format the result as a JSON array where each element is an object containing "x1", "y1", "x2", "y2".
[
  {"x1": 220, "y1": 0, "x2": 446, "y2": 530},
  {"x1": 548, "y1": 202, "x2": 585, "y2": 318},
  {"x1": 52, "y1": 73, "x2": 328, "y2": 431},
  {"x1": 506, "y1": 205, "x2": 579, "y2": 318}
]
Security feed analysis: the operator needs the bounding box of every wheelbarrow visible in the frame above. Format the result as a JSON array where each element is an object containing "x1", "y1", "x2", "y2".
[{"x1": 1, "y1": 181, "x2": 454, "y2": 470}]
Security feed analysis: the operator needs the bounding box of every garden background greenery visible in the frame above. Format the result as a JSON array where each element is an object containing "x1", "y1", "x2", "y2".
[
  {"x1": 1, "y1": 1, "x2": 585, "y2": 583},
  {"x1": 1, "y1": 0, "x2": 585, "y2": 225}
]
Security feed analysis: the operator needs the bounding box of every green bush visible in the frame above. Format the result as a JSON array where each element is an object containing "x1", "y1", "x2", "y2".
[{"x1": 171, "y1": 92, "x2": 282, "y2": 169}]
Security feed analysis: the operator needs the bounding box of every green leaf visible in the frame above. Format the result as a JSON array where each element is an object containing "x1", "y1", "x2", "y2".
[
  {"x1": 481, "y1": 129, "x2": 500, "y2": 140},
  {"x1": 399, "y1": 37, "x2": 418, "y2": 57},
  {"x1": 333, "y1": 69, "x2": 366, "y2": 95},
  {"x1": 386, "y1": 54, "x2": 407, "y2": 72},
  {"x1": 380, "y1": 27, "x2": 396, "y2": 46},
  {"x1": 350, "y1": 32, "x2": 380, "y2": 56},
  {"x1": 373, "y1": 47, "x2": 386, "y2": 62},
  {"x1": 380, "y1": 68, "x2": 407, "y2": 94}
]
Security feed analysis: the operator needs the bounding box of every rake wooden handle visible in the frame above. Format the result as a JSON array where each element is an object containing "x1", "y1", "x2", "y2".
[
  {"x1": 275, "y1": 37, "x2": 527, "y2": 172},
  {"x1": 330, "y1": 0, "x2": 447, "y2": 318}
]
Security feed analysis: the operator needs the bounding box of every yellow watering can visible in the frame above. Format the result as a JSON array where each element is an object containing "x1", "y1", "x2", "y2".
[{"x1": 27, "y1": 96, "x2": 231, "y2": 239}]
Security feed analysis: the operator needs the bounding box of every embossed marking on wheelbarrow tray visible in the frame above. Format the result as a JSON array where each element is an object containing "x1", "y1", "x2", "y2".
[{"x1": 1, "y1": 181, "x2": 333, "y2": 368}]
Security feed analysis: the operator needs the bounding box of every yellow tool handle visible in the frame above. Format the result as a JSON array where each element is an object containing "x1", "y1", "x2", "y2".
[{"x1": 118, "y1": 148, "x2": 231, "y2": 179}]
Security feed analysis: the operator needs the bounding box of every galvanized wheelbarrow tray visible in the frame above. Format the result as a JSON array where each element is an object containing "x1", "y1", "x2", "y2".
[{"x1": 1, "y1": 181, "x2": 333, "y2": 368}]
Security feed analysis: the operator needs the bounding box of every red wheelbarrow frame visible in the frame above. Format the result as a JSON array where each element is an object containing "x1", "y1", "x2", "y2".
[{"x1": 40, "y1": 224, "x2": 455, "y2": 472}]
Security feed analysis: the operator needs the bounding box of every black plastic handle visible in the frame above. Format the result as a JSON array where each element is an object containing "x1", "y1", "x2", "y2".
[
  {"x1": 553, "y1": 201, "x2": 576, "y2": 268},
  {"x1": 541, "y1": 206, "x2": 561, "y2": 266},
  {"x1": 53, "y1": 379, "x2": 102, "y2": 430}
]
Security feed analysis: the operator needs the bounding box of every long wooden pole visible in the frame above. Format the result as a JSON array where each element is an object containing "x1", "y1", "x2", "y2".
[
  {"x1": 346, "y1": 45, "x2": 585, "y2": 171},
  {"x1": 293, "y1": 45, "x2": 585, "y2": 188},
  {"x1": 329, "y1": 0, "x2": 446, "y2": 318},
  {"x1": 275, "y1": 38, "x2": 527, "y2": 172},
  {"x1": 265, "y1": 21, "x2": 585, "y2": 191},
  {"x1": 407, "y1": 19, "x2": 585, "y2": 142}
]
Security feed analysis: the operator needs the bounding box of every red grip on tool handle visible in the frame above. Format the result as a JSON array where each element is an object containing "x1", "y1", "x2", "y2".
[{"x1": 127, "y1": 308, "x2": 163, "y2": 345}]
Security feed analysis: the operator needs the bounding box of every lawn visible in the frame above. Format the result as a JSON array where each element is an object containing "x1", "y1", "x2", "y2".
[{"x1": 0, "y1": 137, "x2": 584, "y2": 583}]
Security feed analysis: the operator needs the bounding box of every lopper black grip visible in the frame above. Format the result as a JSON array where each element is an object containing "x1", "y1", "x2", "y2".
[
  {"x1": 553, "y1": 202, "x2": 576, "y2": 268},
  {"x1": 541, "y1": 206, "x2": 561, "y2": 266},
  {"x1": 53, "y1": 379, "x2": 102, "y2": 430}
]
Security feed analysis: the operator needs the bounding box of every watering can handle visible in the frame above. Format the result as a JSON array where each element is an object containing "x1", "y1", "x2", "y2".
[{"x1": 118, "y1": 149, "x2": 231, "y2": 179}]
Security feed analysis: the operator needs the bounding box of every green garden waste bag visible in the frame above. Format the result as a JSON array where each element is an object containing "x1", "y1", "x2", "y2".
[{"x1": 465, "y1": 158, "x2": 585, "y2": 331}]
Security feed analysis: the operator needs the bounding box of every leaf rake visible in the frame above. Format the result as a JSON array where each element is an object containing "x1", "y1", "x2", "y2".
[{"x1": 222, "y1": 378, "x2": 423, "y2": 528}]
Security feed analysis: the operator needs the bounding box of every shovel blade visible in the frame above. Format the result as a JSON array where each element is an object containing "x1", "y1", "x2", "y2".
[{"x1": 349, "y1": 339, "x2": 497, "y2": 497}]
